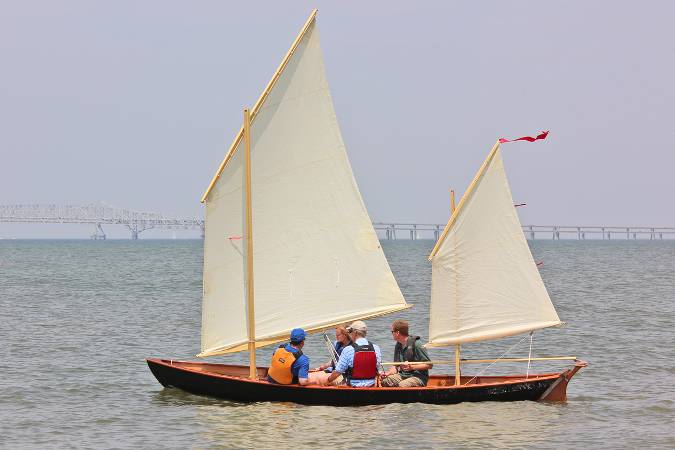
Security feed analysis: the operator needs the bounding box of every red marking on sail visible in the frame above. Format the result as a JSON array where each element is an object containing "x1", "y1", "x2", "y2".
[
  {"x1": 499, "y1": 131, "x2": 549, "y2": 143},
  {"x1": 228, "y1": 236, "x2": 243, "y2": 240}
]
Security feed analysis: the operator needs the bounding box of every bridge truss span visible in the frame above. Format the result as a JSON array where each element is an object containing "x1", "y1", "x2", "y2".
[
  {"x1": 0, "y1": 203, "x2": 204, "y2": 240},
  {"x1": 372, "y1": 222, "x2": 675, "y2": 241},
  {"x1": 2, "y1": 204, "x2": 673, "y2": 241}
]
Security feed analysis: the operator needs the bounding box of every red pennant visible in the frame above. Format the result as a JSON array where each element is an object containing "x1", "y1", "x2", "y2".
[{"x1": 499, "y1": 130, "x2": 549, "y2": 143}]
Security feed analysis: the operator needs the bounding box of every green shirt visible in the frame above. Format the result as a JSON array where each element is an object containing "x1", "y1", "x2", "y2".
[{"x1": 394, "y1": 337, "x2": 431, "y2": 384}]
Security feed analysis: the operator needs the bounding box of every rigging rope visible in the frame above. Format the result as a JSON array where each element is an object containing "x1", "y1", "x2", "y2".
[{"x1": 463, "y1": 334, "x2": 529, "y2": 386}]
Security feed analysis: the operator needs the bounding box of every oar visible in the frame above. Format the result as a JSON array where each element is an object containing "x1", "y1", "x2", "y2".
[{"x1": 380, "y1": 356, "x2": 578, "y2": 366}]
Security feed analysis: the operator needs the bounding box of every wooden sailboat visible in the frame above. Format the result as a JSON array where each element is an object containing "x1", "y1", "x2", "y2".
[{"x1": 147, "y1": 10, "x2": 585, "y2": 405}]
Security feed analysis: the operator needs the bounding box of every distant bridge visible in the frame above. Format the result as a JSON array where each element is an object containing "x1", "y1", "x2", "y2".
[
  {"x1": 0, "y1": 203, "x2": 203, "y2": 239},
  {"x1": 373, "y1": 223, "x2": 675, "y2": 240},
  {"x1": 1, "y1": 204, "x2": 673, "y2": 241}
]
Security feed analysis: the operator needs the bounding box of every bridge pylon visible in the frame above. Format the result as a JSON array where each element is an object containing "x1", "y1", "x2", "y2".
[{"x1": 90, "y1": 223, "x2": 106, "y2": 240}]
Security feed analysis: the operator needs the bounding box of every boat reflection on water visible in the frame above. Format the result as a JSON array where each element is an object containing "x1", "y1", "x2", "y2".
[
  {"x1": 188, "y1": 399, "x2": 564, "y2": 448},
  {"x1": 422, "y1": 401, "x2": 565, "y2": 448},
  {"x1": 195, "y1": 402, "x2": 386, "y2": 448}
]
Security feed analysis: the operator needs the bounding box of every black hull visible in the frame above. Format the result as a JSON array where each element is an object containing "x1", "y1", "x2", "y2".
[{"x1": 147, "y1": 358, "x2": 585, "y2": 406}]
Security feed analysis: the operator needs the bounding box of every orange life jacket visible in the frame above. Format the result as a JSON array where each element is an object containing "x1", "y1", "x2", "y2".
[{"x1": 268, "y1": 345, "x2": 302, "y2": 385}]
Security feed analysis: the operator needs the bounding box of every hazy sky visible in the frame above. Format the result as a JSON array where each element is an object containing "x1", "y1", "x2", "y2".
[{"x1": 2, "y1": 1, "x2": 674, "y2": 238}]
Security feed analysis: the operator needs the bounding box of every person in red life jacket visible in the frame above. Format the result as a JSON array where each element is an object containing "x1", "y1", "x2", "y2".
[
  {"x1": 327, "y1": 320, "x2": 381, "y2": 387},
  {"x1": 380, "y1": 320, "x2": 433, "y2": 387},
  {"x1": 267, "y1": 328, "x2": 315, "y2": 385}
]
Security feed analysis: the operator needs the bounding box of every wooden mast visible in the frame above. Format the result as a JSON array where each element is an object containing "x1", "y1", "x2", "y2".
[
  {"x1": 454, "y1": 345, "x2": 461, "y2": 386},
  {"x1": 243, "y1": 108, "x2": 257, "y2": 380},
  {"x1": 450, "y1": 189, "x2": 460, "y2": 386}
]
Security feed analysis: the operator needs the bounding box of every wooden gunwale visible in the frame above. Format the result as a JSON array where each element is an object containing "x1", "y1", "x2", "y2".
[{"x1": 147, "y1": 358, "x2": 581, "y2": 391}]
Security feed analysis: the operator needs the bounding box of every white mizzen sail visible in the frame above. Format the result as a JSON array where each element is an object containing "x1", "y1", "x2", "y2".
[
  {"x1": 199, "y1": 17, "x2": 408, "y2": 357},
  {"x1": 427, "y1": 143, "x2": 561, "y2": 347}
]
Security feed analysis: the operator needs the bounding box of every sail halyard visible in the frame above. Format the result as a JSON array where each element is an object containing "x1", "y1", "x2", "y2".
[
  {"x1": 427, "y1": 144, "x2": 562, "y2": 348},
  {"x1": 200, "y1": 14, "x2": 408, "y2": 358}
]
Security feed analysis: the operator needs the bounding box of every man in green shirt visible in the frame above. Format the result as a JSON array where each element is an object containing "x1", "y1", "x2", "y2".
[{"x1": 380, "y1": 320, "x2": 433, "y2": 387}]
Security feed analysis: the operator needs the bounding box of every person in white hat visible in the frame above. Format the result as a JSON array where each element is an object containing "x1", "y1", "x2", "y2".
[{"x1": 327, "y1": 320, "x2": 381, "y2": 387}]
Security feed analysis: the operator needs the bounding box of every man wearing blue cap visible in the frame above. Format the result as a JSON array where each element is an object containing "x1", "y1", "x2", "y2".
[{"x1": 267, "y1": 328, "x2": 314, "y2": 385}]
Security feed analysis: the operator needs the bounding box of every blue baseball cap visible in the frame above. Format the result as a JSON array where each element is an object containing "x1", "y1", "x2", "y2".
[{"x1": 290, "y1": 328, "x2": 306, "y2": 343}]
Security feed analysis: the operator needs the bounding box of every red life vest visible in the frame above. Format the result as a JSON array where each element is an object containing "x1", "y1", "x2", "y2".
[{"x1": 349, "y1": 341, "x2": 377, "y2": 380}]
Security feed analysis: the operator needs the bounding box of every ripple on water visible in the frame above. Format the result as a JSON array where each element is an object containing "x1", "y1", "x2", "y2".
[{"x1": 1, "y1": 240, "x2": 675, "y2": 448}]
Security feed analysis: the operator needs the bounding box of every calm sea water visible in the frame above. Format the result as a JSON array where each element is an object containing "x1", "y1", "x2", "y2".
[{"x1": 1, "y1": 240, "x2": 674, "y2": 449}]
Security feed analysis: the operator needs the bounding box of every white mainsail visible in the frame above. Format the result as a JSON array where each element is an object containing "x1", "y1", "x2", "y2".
[
  {"x1": 427, "y1": 143, "x2": 561, "y2": 347},
  {"x1": 199, "y1": 18, "x2": 408, "y2": 357}
]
